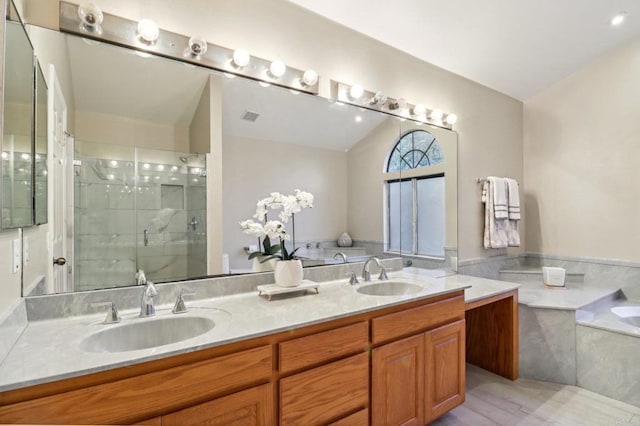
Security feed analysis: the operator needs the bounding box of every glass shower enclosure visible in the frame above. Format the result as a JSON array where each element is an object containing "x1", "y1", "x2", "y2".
[{"x1": 73, "y1": 141, "x2": 207, "y2": 292}]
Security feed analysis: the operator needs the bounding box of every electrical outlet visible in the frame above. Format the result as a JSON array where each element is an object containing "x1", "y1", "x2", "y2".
[{"x1": 12, "y1": 238, "x2": 21, "y2": 273}]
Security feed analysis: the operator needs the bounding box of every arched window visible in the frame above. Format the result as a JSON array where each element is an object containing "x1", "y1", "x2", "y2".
[
  {"x1": 386, "y1": 130, "x2": 446, "y2": 257},
  {"x1": 387, "y1": 130, "x2": 443, "y2": 172}
]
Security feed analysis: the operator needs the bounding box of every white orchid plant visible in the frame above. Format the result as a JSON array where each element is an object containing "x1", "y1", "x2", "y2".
[{"x1": 240, "y1": 189, "x2": 314, "y2": 261}]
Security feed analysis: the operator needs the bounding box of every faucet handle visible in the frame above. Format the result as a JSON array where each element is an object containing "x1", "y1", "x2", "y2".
[
  {"x1": 91, "y1": 301, "x2": 120, "y2": 324},
  {"x1": 378, "y1": 267, "x2": 389, "y2": 280},
  {"x1": 172, "y1": 291, "x2": 195, "y2": 314},
  {"x1": 346, "y1": 271, "x2": 359, "y2": 285}
]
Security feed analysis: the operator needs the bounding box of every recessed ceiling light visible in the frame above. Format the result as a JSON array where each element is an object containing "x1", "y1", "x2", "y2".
[
  {"x1": 355, "y1": 115, "x2": 362, "y2": 123},
  {"x1": 611, "y1": 12, "x2": 628, "y2": 26}
]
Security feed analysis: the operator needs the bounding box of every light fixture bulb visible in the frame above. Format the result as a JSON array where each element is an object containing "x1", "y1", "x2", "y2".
[
  {"x1": 269, "y1": 60, "x2": 286, "y2": 78},
  {"x1": 349, "y1": 85, "x2": 364, "y2": 100},
  {"x1": 445, "y1": 113, "x2": 458, "y2": 125},
  {"x1": 157, "y1": 164, "x2": 165, "y2": 171},
  {"x1": 1, "y1": 152, "x2": 8, "y2": 160},
  {"x1": 137, "y1": 18, "x2": 159, "y2": 43},
  {"x1": 301, "y1": 69, "x2": 318, "y2": 87},
  {"x1": 110, "y1": 160, "x2": 118, "y2": 167},
  {"x1": 430, "y1": 109, "x2": 444, "y2": 120},
  {"x1": 412, "y1": 104, "x2": 427, "y2": 116},
  {"x1": 188, "y1": 35, "x2": 207, "y2": 56},
  {"x1": 78, "y1": 3, "x2": 103, "y2": 30},
  {"x1": 369, "y1": 91, "x2": 387, "y2": 106},
  {"x1": 611, "y1": 12, "x2": 628, "y2": 26},
  {"x1": 232, "y1": 49, "x2": 250, "y2": 68}
]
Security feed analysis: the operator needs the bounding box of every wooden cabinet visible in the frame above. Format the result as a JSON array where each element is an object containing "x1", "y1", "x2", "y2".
[
  {"x1": 372, "y1": 311, "x2": 465, "y2": 425},
  {"x1": 425, "y1": 319, "x2": 465, "y2": 423},
  {"x1": 0, "y1": 290, "x2": 467, "y2": 426},
  {"x1": 162, "y1": 384, "x2": 272, "y2": 426},
  {"x1": 372, "y1": 334, "x2": 425, "y2": 426}
]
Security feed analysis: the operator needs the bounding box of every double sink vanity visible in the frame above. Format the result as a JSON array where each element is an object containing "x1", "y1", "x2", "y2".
[{"x1": 0, "y1": 261, "x2": 519, "y2": 425}]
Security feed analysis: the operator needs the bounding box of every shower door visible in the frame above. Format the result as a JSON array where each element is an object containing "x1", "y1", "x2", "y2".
[
  {"x1": 135, "y1": 148, "x2": 208, "y2": 284},
  {"x1": 74, "y1": 141, "x2": 207, "y2": 291}
]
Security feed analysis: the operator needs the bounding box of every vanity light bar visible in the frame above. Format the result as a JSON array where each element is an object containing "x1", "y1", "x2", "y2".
[
  {"x1": 331, "y1": 80, "x2": 456, "y2": 130},
  {"x1": 59, "y1": 2, "x2": 319, "y2": 95}
]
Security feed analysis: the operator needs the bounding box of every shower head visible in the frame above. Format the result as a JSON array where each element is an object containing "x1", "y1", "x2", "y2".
[{"x1": 179, "y1": 153, "x2": 200, "y2": 164}]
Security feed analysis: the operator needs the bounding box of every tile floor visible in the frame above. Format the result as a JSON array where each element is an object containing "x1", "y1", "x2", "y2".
[{"x1": 431, "y1": 364, "x2": 640, "y2": 425}]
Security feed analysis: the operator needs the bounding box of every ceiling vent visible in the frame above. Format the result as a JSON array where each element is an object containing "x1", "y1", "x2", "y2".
[{"x1": 241, "y1": 110, "x2": 260, "y2": 122}]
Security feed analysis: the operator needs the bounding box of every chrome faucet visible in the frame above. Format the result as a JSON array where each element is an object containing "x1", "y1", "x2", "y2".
[
  {"x1": 137, "y1": 269, "x2": 158, "y2": 317},
  {"x1": 362, "y1": 257, "x2": 389, "y2": 282},
  {"x1": 333, "y1": 252, "x2": 348, "y2": 264}
]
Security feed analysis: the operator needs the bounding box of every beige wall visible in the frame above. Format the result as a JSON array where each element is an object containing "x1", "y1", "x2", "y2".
[
  {"x1": 347, "y1": 118, "x2": 399, "y2": 243},
  {"x1": 75, "y1": 110, "x2": 189, "y2": 152},
  {"x1": 524, "y1": 35, "x2": 640, "y2": 262},
  {"x1": 223, "y1": 134, "x2": 347, "y2": 270}
]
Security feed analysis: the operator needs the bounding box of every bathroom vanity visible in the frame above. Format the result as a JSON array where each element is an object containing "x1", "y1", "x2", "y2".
[{"x1": 0, "y1": 273, "x2": 468, "y2": 425}]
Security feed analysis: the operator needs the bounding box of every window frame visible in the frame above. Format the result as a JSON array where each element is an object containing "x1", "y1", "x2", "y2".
[{"x1": 384, "y1": 129, "x2": 446, "y2": 260}]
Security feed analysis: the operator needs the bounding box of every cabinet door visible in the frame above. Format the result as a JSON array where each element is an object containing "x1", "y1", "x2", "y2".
[
  {"x1": 424, "y1": 319, "x2": 465, "y2": 423},
  {"x1": 371, "y1": 334, "x2": 424, "y2": 426},
  {"x1": 162, "y1": 383, "x2": 273, "y2": 426}
]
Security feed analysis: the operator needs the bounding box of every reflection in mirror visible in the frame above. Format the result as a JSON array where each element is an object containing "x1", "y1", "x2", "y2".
[
  {"x1": 2, "y1": 2, "x2": 34, "y2": 228},
  {"x1": 25, "y1": 25, "x2": 457, "y2": 295},
  {"x1": 34, "y1": 61, "x2": 48, "y2": 224},
  {"x1": 394, "y1": 121, "x2": 458, "y2": 273}
]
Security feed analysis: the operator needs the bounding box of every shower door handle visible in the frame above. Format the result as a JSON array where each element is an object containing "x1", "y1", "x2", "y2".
[{"x1": 143, "y1": 229, "x2": 149, "y2": 247}]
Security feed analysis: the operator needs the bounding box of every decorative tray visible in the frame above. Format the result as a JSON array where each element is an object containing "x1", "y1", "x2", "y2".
[{"x1": 257, "y1": 280, "x2": 320, "y2": 301}]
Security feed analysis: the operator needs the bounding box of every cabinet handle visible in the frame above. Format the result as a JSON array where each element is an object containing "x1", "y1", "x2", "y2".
[{"x1": 53, "y1": 257, "x2": 67, "y2": 266}]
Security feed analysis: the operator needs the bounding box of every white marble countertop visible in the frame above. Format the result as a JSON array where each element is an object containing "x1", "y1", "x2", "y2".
[
  {"x1": 518, "y1": 282, "x2": 619, "y2": 310},
  {"x1": 0, "y1": 272, "x2": 522, "y2": 393}
]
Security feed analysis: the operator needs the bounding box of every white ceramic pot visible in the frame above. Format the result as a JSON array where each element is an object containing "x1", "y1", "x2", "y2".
[
  {"x1": 252, "y1": 255, "x2": 276, "y2": 272},
  {"x1": 274, "y1": 259, "x2": 303, "y2": 287}
]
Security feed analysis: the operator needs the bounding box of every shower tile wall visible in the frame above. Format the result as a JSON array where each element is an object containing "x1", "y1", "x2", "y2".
[{"x1": 74, "y1": 157, "x2": 206, "y2": 291}]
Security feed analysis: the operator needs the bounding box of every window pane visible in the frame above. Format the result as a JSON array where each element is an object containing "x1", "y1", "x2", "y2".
[
  {"x1": 388, "y1": 182, "x2": 400, "y2": 251},
  {"x1": 416, "y1": 176, "x2": 445, "y2": 257},
  {"x1": 400, "y1": 180, "x2": 413, "y2": 254}
]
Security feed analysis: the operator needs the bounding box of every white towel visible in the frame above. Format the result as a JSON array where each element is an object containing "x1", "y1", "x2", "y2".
[
  {"x1": 488, "y1": 176, "x2": 508, "y2": 219},
  {"x1": 506, "y1": 178, "x2": 520, "y2": 220},
  {"x1": 483, "y1": 180, "x2": 509, "y2": 249}
]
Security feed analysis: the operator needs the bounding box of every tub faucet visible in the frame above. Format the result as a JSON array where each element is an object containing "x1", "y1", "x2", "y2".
[
  {"x1": 137, "y1": 269, "x2": 158, "y2": 317},
  {"x1": 333, "y1": 252, "x2": 348, "y2": 264},
  {"x1": 362, "y1": 257, "x2": 388, "y2": 282}
]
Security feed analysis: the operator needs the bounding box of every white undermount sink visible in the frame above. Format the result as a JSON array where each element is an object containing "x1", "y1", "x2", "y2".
[
  {"x1": 80, "y1": 315, "x2": 216, "y2": 353},
  {"x1": 356, "y1": 281, "x2": 422, "y2": 296}
]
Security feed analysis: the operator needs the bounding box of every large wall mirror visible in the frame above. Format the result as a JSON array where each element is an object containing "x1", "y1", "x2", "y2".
[
  {"x1": 33, "y1": 60, "x2": 48, "y2": 225},
  {"x1": 2, "y1": 1, "x2": 34, "y2": 229},
  {"x1": 23, "y1": 23, "x2": 457, "y2": 295}
]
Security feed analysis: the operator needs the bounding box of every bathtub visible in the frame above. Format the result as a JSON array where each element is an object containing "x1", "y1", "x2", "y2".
[{"x1": 611, "y1": 305, "x2": 640, "y2": 327}]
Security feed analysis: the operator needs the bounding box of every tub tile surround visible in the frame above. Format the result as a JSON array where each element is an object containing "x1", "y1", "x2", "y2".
[
  {"x1": 0, "y1": 261, "x2": 521, "y2": 393},
  {"x1": 576, "y1": 325, "x2": 640, "y2": 407},
  {"x1": 472, "y1": 253, "x2": 640, "y2": 408}
]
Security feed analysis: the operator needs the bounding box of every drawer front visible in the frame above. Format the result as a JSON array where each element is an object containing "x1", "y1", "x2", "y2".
[
  {"x1": 329, "y1": 408, "x2": 369, "y2": 425},
  {"x1": 372, "y1": 295, "x2": 464, "y2": 344},
  {"x1": 279, "y1": 321, "x2": 368, "y2": 374},
  {"x1": 280, "y1": 353, "x2": 369, "y2": 426},
  {"x1": 0, "y1": 345, "x2": 272, "y2": 425},
  {"x1": 162, "y1": 383, "x2": 273, "y2": 426}
]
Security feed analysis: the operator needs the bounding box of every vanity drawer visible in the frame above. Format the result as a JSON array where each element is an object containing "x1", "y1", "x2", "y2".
[
  {"x1": 372, "y1": 294, "x2": 464, "y2": 344},
  {"x1": 0, "y1": 345, "x2": 272, "y2": 425},
  {"x1": 280, "y1": 353, "x2": 369, "y2": 425},
  {"x1": 279, "y1": 321, "x2": 368, "y2": 374}
]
